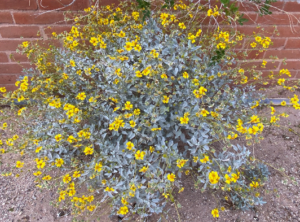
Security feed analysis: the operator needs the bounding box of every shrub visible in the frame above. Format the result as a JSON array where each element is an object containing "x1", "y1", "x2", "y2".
[{"x1": 0, "y1": 0, "x2": 299, "y2": 220}]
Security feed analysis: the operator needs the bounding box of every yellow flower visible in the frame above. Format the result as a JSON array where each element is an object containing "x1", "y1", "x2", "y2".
[
  {"x1": 118, "y1": 206, "x2": 129, "y2": 215},
  {"x1": 126, "y1": 141, "x2": 134, "y2": 150},
  {"x1": 249, "y1": 115, "x2": 260, "y2": 123},
  {"x1": 94, "y1": 162, "x2": 103, "y2": 172},
  {"x1": 231, "y1": 173, "x2": 239, "y2": 183},
  {"x1": 178, "y1": 22, "x2": 186, "y2": 29},
  {"x1": 0, "y1": 87, "x2": 6, "y2": 93},
  {"x1": 22, "y1": 41, "x2": 29, "y2": 48},
  {"x1": 217, "y1": 42, "x2": 226, "y2": 49},
  {"x1": 180, "y1": 116, "x2": 189, "y2": 124},
  {"x1": 224, "y1": 174, "x2": 231, "y2": 184},
  {"x1": 176, "y1": 159, "x2": 188, "y2": 168},
  {"x1": 90, "y1": 37, "x2": 98, "y2": 46},
  {"x1": 76, "y1": 92, "x2": 86, "y2": 100},
  {"x1": 55, "y1": 158, "x2": 64, "y2": 167},
  {"x1": 84, "y1": 146, "x2": 94, "y2": 155},
  {"x1": 139, "y1": 166, "x2": 148, "y2": 173},
  {"x1": 167, "y1": 173, "x2": 176, "y2": 182},
  {"x1": 42, "y1": 175, "x2": 52, "y2": 180},
  {"x1": 255, "y1": 36, "x2": 262, "y2": 42},
  {"x1": 200, "y1": 155, "x2": 209, "y2": 163},
  {"x1": 211, "y1": 208, "x2": 219, "y2": 218},
  {"x1": 207, "y1": 9, "x2": 213, "y2": 16},
  {"x1": 250, "y1": 181, "x2": 259, "y2": 188},
  {"x1": 161, "y1": 73, "x2": 168, "y2": 79},
  {"x1": 250, "y1": 42, "x2": 257, "y2": 48},
  {"x1": 69, "y1": 189, "x2": 76, "y2": 196},
  {"x1": 35, "y1": 146, "x2": 42, "y2": 153},
  {"x1": 149, "y1": 146, "x2": 155, "y2": 153},
  {"x1": 33, "y1": 171, "x2": 42, "y2": 176},
  {"x1": 16, "y1": 161, "x2": 24, "y2": 168},
  {"x1": 281, "y1": 101, "x2": 286, "y2": 106},
  {"x1": 36, "y1": 159, "x2": 45, "y2": 169},
  {"x1": 162, "y1": 95, "x2": 169, "y2": 103},
  {"x1": 63, "y1": 174, "x2": 71, "y2": 183},
  {"x1": 105, "y1": 187, "x2": 115, "y2": 192},
  {"x1": 73, "y1": 171, "x2": 81, "y2": 178},
  {"x1": 209, "y1": 171, "x2": 220, "y2": 184},
  {"x1": 70, "y1": 59, "x2": 76, "y2": 67},
  {"x1": 119, "y1": 30, "x2": 126, "y2": 38},
  {"x1": 277, "y1": 78, "x2": 285, "y2": 85},
  {"x1": 124, "y1": 101, "x2": 133, "y2": 110},
  {"x1": 136, "y1": 71, "x2": 142, "y2": 77},
  {"x1": 87, "y1": 205, "x2": 96, "y2": 212},
  {"x1": 129, "y1": 120, "x2": 136, "y2": 128},
  {"x1": 200, "y1": 109, "x2": 210, "y2": 117},
  {"x1": 135, "y1": 150, "x2": 145, "y2": 160},
  {"x1": 182, "y1": 72, "x2": 189, "y2": 79}
]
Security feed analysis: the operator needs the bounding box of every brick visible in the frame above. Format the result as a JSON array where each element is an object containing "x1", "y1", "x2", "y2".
[
  {"x1": 0, "y1": 0, "x2": 37, "y2": 10},
  {"x1": 240, "y1": 61, "x2": 280, "y2": 71},
  {"x1": 265, "y1": 49, "x2": 300, "y2": 60},
  {"x1": 238, "y1": 1, "x2": 285, "y2": 12},
  {"x1": 0, "y1": 40, "x2": 25, "y2": 51},
  {"x1": 269, "y1": 38, "x2": 286, "y2": 49},
  {"x1": 95, "y1": 0, "x2": 120, "y2": 6},
  {"x1": 14, "y1": 12, "x2": 65, "y2": 25},
  {"x1": 0, "y1": 26, "x2": 40, "y2": 38},
  {"x1": 33, "y1": 39, "x2": 62, "y2": 48},
  {"x1": 256, "y1": 13, "x2": 300, "y2": 25},
  {"x1": 285, "y1": 38, "x2": 300, "y2": 49},
  {"x1": 0, "y1": 84, "x2": 17, "y2": 92},
  {"x1": 44, "y1": 26, "x2": 72, "y2": 37},
  {"x1": 280, "y1": 61, "x2": 300, "y2": 70},
  {"x1": 10, "y1": 52, "x2": 29, "y2": 62},
  {"x1": 0, "y1": 63, "x2": 34, "y2": 74},
  {"x1": 0, "y1": 12, "x2": 14, "y2": 24},
  {"x1": 38, "y1": 0, "x2": 90, "y2": 11},
  {"x1": 261, "y1": 70, "x2": 298, "y2": 78},
  {"x1": 0, "y1": 53, "x2": 8, "y2": 62},
  {"x1": 284, "y1": 2, "x2": 300, "y2": 12},
  {"x1": 0, "y1": 74, "x2": 19, "y2": 84},
  {"x1": 273, "y1": 26, "x2": 300, "y2": 38}
]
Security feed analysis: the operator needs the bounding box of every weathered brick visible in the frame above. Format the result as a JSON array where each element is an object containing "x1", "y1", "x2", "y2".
[
  {"x1": 284, "y1": 2, "x2": 300, "y2": 12},
  {"x1": 14, "y1": 12, "x2": 65, "y2": 25},
  {"x1": 0, "y1": 40, "x2": 24, "y2": 51},
  {"x1": 285, "y1": 38, "x2": 300, "y2": 49},
  {"x1": 0, "y1": 26, "x2": 40, "y2": 38},
  {"x1": 0, "y1": 84, "x2": 17, "y2": 92},
  {"x1": 38, "y1": 0, "x2": 90, "y2": 11},
  {"x1": 0, "y1": 0, "x2": 38, "y2": 10},
  {"x1": 10, "y1": 52, "x2": 29, "y2": 62},
  {"x1": 256, "y1": 13, "x2": 300, "y2": 25},
  {"x1": 0, "y1": 74, "x2": 19, "y2": 84},
  {"x1": 0, "y1": 12, "x2": 14, "y2": 24},
  {"x1": 280, "y1": 60, "x2": 300, "y2": 70},
  {"x1": 0, "y1": 53, "x2": 9, "y2": 62},
  {"x1": 44, "y1": 26, "x2": 72, "y2": 37},
  {"x1": 265, "y1": 49, "x2": 300, "y2": 59},
  {"x1": 0, "y1": 63, "x2": 34, "y2": 74}
]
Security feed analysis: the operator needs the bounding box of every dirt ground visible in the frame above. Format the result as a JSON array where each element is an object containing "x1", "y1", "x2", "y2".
[{"x1": 1, "y1": 88, "x2": 300, "y2": 222}]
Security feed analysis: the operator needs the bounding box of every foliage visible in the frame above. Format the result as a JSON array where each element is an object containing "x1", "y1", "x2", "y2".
[{"x1": 0, "y1": 0, "x2": 299, "y2": 221}]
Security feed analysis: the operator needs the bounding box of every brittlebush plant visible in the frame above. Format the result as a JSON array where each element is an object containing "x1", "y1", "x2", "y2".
[{"x1": 0, "y1": 0, "x2": 299, "y2": 220}]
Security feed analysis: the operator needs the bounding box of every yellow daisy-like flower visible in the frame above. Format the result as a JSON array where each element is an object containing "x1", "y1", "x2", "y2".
[
  {"x1": 162, "y1": 95, "x2": 169, "y2": 103},
  {"x1": 126, "y1": 141, "x2": 134, "y2": 150},
  {"x1": 211, "y1": 208, "x2": 219, "y2": 218},
  {"x1": 182, "y1": 72, "x2": 189, "y2": 79},
  {"x1": 167, "y1": 173, "x2": 176, "y2": 182},
  {"x1": 63, "y1": 174, "x2": 71, "y2": 183},
  {"x1": 16, "y1": 161, "x2": 24, "y2": 168}
]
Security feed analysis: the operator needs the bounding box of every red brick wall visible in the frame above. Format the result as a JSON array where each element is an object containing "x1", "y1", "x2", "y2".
[{"x1": 0, "y1": 0, "x2": 299, "y2": 91}]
